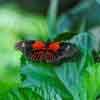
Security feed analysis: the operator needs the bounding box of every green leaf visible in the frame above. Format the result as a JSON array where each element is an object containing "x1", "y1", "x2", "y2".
[
  {"x1": 96, "y1": 0, "x2": 100, "y2": 4},
  {"x1": 0, "y1": 88, "x2": 43, "y2": 100},
  {"x1": 57, "y1": 0, "x2": 100, "y2": 34},
  {"x1": 82, "y1": 63, "x2": 100, "y2": 100},
  {"x1": 55, "y1": 63, "x2": 80, "y2": 100},
  {"x1": 21, "y1": 62, "x2": 73, "y2": 99},
  {"x1": 53, "y1": 32, "x2": 77, "y2": 42},
  {"x1": 70, "y1": 32, "x2": 96, "y2": 72},
  {"x1": 73, "y1": 0, "x2": 100, "y2": 29}
]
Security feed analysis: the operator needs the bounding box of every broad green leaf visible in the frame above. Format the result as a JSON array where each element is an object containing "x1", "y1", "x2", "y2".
[
  {"x1": 21, "y1": 62, "x2": 73, "y2": 99},
  {"x1": 55, "y1": 63, "x2": 80, "y2": 100},
  {"x1": 57, "y1": 0, "x2": 100, "y2": 34},
  {"x1": 82, "y1": 63, "x2": 100, "y2": 100},
  {"x1": 96, "y1": 0, "x2": 100, "y2": 4},
  {"x1": 70, "y1": 32, "x2": 96, "y2": 51},
  {"x1": 54, "y1": 15, "x2": 75, "y2": 38},
  {"x1": 70, "y1": 32, "x2": 96, "y2": 72}
]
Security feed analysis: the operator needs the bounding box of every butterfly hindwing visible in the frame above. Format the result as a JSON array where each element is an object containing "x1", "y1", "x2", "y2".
[
  {"x1": 28, "y1": 50, "x2": 45, "y2": 62},
  {"x1": 45, "y1": 50, "x2": 56, "y2": 63}
]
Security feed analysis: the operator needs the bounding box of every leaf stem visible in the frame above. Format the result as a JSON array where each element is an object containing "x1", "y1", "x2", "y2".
[{"x1": 47, "y1": 0, "x2": 59, "y2": 36}]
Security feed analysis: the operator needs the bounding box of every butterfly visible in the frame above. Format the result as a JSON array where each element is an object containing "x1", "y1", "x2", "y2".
[{"x1": 16, "y1": 40, "x2": 81, "y2": 64}]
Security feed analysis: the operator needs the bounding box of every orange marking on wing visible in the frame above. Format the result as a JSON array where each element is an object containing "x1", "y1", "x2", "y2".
[
  {"x1": 32, "y1": 41, "x2": 45, "y2": 49},
  {"x1": 48, "y1": 42, "x2": 60, "y2": 52}
]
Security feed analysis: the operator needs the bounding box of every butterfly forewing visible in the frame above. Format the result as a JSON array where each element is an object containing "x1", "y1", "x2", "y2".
[{"x1": 16, "y1": 40, "x2": 46, "y2": 62}]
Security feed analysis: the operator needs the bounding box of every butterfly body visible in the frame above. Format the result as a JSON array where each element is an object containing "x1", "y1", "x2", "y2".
[{"x1": 16, "y1": 40, "x2": 80, "y2": 63}]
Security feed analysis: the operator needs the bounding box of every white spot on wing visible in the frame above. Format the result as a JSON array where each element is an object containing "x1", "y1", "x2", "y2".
[
  {"x1": 22, "y1": 42, "x2": 25, "y2": 48},
  {"x1": 66, "y1": 45, "x2": 70, "y2": 50}
]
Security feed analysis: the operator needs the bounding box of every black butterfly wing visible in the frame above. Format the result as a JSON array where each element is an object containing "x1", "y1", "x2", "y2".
[
  {"x1": 45, "y1": 42, "x2": 81, "y2": 63},
  {"x1": 60, "y1": 42, "x2": 81, "y2": 59},
  {"x1": 16, "y1": 41, "x2": 81, "y2": 63},
  {"x1": 45, "y1": 50, "x2": 57, "y2": 63},
  {"x1": 16, "y1": 40, "x2": 35, "y2": 54},
  {"x1": 16, "y1": 41, "x2": 45, "y2": 62},
  {"x1": 28, "y1": 50, "x2": 45, "y2": 62}
]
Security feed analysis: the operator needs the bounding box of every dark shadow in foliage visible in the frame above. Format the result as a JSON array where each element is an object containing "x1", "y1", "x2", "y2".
[{"x1": 53, "y1": 31, "x2": 78, "y2": 42}]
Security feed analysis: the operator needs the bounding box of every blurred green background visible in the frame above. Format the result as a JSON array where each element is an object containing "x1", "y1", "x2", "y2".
[
  {"x1": 0, "y1": 0, "x2": 100, "y2": 100},
  {"x1": 0, "y1": 0, "x2": 48, "y2": 95}
]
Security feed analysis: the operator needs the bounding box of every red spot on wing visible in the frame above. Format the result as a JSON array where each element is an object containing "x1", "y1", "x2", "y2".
[
  {"x1": 32, "y1": 40, "x2": 45, "y2": 50},
  {"x1": 48, "y1": 42, "x2": 60, "y2": 52}
]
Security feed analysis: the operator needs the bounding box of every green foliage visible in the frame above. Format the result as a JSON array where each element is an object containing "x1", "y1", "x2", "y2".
[{"x1": 0, "y1": 0, "x2": 100, "y2": 100}]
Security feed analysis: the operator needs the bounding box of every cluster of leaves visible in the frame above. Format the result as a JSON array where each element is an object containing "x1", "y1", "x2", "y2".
[{"x1": 0, "y1": 0, "x2": 100, "y2": 100}]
